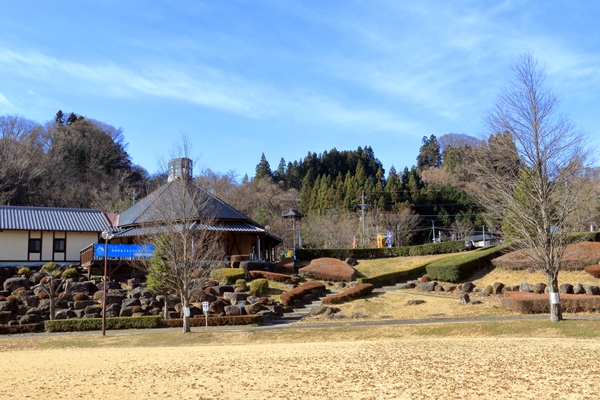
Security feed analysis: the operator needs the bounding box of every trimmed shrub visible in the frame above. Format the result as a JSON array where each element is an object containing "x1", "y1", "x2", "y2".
[
  {"x1": 210, "y1": 268, "x2": 246, "y2": 284},
  {"x1": 280, "y1": 281, "x2": 326, "y2": 307},
  {"x1": 162, "y1": 315, "x2": 262, "y2": 327},
  {"x1": 0, "y1": 323, "x2": 44, "y2": 335},
  {"x1": 584, "y1": 265, "x2": 600, "y2": 278},
  {"x1": 426, "y1": 244, "x2": 510, "y2": 283},
  {"x1": 249, "y1": 278, "x2": 269, "y2": 296},
  {"x1": 494, "y1": 242, "x2": 600, "y2": 271},
  {"x1": 321, "y1": 284, "x2": 375, "y2": 305},
  {"x1": 45, "y1": 316, "x2": 162, "y2": 332},
  {"x1": 249, "y1": 270, "x2": 301, "y2": 283},
  {"x1": 295, "y1": 241, "x2": 465, "y2": 261},
  {"x1": 299, "y1": 258, "x2": 355, "y2": 282},
  {"x1": 235, "y1": 279, "x2": 248, "y2": 289},
  {"x1": 17, "y1": 267, "x2": 32, "y2": 277},
  {"x1": 357, "y1": 264, "x2": 428, "y2": 287},
  {"x1": 61, "y1": 268, "x2": 79, "y2": 279},
  {"x1": 501, "y1": 291, "x2": 600, "y2": 314}
]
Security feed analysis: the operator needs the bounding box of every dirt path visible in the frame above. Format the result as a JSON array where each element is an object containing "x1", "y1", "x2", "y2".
[{"x1": 1, "y1": 336, "x2": 599, "y2": 399}]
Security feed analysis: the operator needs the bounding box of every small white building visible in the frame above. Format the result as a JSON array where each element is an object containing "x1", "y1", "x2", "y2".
[{"x1": 0, "y1": 206, "x2": 112, "y2": 267}]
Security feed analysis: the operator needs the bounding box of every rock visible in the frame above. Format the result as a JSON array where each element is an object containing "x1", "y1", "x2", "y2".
[
  {"x1": 397, "y1": 282, "x2": 417, "y2": 289},
  {"x1": 84, "y1": 305, "x2": 103, "y2": 315},
  {"x1": 0, "y1": 300, "x2": 20, "y2": 313},
  {"x1": 309, "y1": 305, "x2": 329, "y2": 316},
  {"x1": 484, "y1": 285, "x2": 493, "y2": 295},
  {"x1": 520, "y1": 282, "x2": 533, "y2": 293},
  {"x1": 122, "y1": 298, "x2": 141, "y2": 308},
  {"x1": 573, "y1": 283, "x2": 586, "y2": 295},
  {"x1": 462, "y1": 282, "x2": 475, "y2": 293},
  {"x1": 106, "y1": 303, "x2": 121, "y2": 318},
  {"x1": 351, "y1": 312, "x2": 368, "y2": 319},
  {"x1": 74, "y1": 300, "x2": 95, "y2": 310},
  {"x1": 434, "y1": 285, "x2": 444, "y2": 292},
  {"x1": 406, "y1": 299, "x2": 426, "y2": 305},
  {"x1": 525, "y1": 267, "x2": 536, "y2": 274},
  {"x1": 3, "y1": 277, "x2": 30, "y2": 293},
  {"x1": 19, "y1": 314, "x2": 41, "y2": 324},
  {"x1": 419, "y1": 281, "x2": 437, "y2": 292},
  {"x1": 55, "y1": 309, "x2": 77, "y2": 319},
  {"x1": 209, "y1": 300, "x2": 229, "y2": 314},
  {"x1": 559, "y1": 283, "x2": 574, "y2": 294},
  {"x1": 533, "y1": 283, "x2": 547, "y2": 294},
  {"x1": 223, "y1": 292, "x2": 248, "y2": 305},
  {"x1": 348, "y1": 281, "x2": 359, "y2": 288},
  {"x1": 29, "y1": 272, "x2": 46, "y2": 285},
  {"x1": 459, "y1": 293, "x2": 470, "y2": 304},
  {"x1": 334, "y1": 282, "x2": 346, "y2": 289},
  {"x1": 66, "y1": 281, "x2": 98, "y2": 294},
  {"x1": 224, "y1": 305, "x2": 242, "y2": 316},
  {"x1": 324, "y1": 307, "x2": 340, "y2": 316},
  {"x1": 477, "y1": 291, "x2": 489, "y2": 297},
  {"x1": 96, "y1": 281, "x2": 120, "y2": 291},
  {"x1": 345, "y1": 258, "x2": 358, "y2": 267},
  {"x1": 246, "y1": 295, "x2": 260, "y2": 304},
  {"x1": 119, "y1": 306, "x2": 136, "y2": 317},
  {"x1": 442, "y1": 285, "x2": 456, "y2": 292},
  {"x1": 23, "y1": 295, "x2": 40, "y2": 308},
  {"x1": 244, "y1": 302, "x2": 265, "y2": 315},
  {"x1": 216, "y1": 285, "x2": 235, "y2": 296},
  {"x1": 585, "y1": 285, "x2": 600, "y2": 295},
  {"x1": 492, "y1": 282, "x2": 505, "y2": 295}
]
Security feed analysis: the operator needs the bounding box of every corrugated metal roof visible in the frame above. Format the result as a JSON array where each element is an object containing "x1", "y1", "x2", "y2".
[{"x1": 0, "y1": 206, "x2": 111, "y2": 232}]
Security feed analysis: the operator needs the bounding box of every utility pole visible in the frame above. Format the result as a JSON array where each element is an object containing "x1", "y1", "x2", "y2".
[
  {"x1": 432, "y1": 220, "x2": 435, "y2": 243},
  {"x1": 361, "y1": 190, "x2": 366, "y2": 248}
]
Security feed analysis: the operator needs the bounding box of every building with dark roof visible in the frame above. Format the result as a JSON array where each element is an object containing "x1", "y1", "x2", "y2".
[{"x1": 0, "y1": 206, "x2": 112, "y2": 266}]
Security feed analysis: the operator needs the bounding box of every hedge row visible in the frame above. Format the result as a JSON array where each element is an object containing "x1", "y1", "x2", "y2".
[
  {"x1": 321, "y1": 284, "x2": 375, "y2": 305},
  {"x1": 0, "y1": 323, "x2": 44, "y2": 335},
  {"x1": 425, "y1": 244, "x2": 510, "y2": 283},
  {"x1": 280, "y1": 281, "x2": 326, "y2": 307},
  {"x1": 501, "y1": 292, "x2": 600, "y2": 313},
  {"x1": 45, "y1": 316, "x2": 163, "y2": 332},
  {"x1": 249, "y1": 270, "x2": 301, "y2": 283},
  {"x1": 357, "y1": 264, "x2": 428, "y2": 287},
  {"x1": 162, "y1": 315, "x2": 262, "y2": 327},
  {"x1": 295, "y1": 241, "x2": 466, "y2": 261},
  {"x1": 566, "y1": 231, "x2": 600, "y2": 243},
  {"x1": 209, "y1": 268, "x2": 246, "y2": 284}
]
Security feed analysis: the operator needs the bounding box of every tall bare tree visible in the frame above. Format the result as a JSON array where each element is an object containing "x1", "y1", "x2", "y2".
[{"x1": 474, "y1": 53, "x2": 595, "y2": 322}]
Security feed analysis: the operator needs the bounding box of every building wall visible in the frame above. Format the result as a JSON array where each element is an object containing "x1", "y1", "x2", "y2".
[{"x1": 0, "y1": 230, "x2": 99, "y2": 266}]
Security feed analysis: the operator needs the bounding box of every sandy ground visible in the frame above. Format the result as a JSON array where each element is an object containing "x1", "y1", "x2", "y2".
[{"x1": 1, "y1": 336, "x2": 599, "y2": 399}]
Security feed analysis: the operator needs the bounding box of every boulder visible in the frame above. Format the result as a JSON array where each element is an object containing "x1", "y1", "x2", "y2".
[
  {"x1": 459, "y1": 293, "x2": 470, "y2": 304},
  {"x1": 462, "y1": 282, "x2": 475, "y2": 293},
  {"x1": 334, "y1": 282, "x2": 346, "y2": 289},
  {"x1": 209, "y1": 300, "x2": 230, "y2": 315},
  {"x1": 119, "y1": 306, "x2": 136, "y2": 317},
  {"x1": 66, "y1": 281, "x2": 98, "y2": 294},
  {"x1": 345, "y1": 258, "x2": 358, "y2": 267},
  {"x1": 244, "y1": 302, "x2": 265, "y2": 315},
  {"x1": 520, "y1": 282, "x2": 533, "y2": 293},
  {"x1": 96, "y1": 281, "x2": 120, "y2": 291},
  {"x1": 442, "y1": 285, "x2": 456, "y2": 292},
  {"x1": 573, "y1": 283, "x2": 586, "y2": 295},
  {"x1": 216, "y1": 285, "x2": 235, "y2": 296},
  {"x1": 434, "y1": 285, "x2": 444, "y2": 292},
  {"x1": 106, "y1": 303, "x2": 121, "y2": 318},
  {"x1": 223, "y1": 292, "x2": 248, "y2": 305},
  {"x1": 224, "y1": 305, "x2": 242, "y2": 316},
  {"x1": 84, "y1": 305, "x2": 103, "y2": 315},
  {"x1": 19, "y1": 314, "x2": 41, "y2": 324},
  {"x1": 532, "y1": 283, "x2": 547, "y2": 294},
  {"x1": 492, "y1": 282, "x2": 505, "y2": 295},
  {"x1": 397, "y1": 282, "x2": 417, "y2": 289},
  {"x1": 525, "y1": 267, "x2": 536, "y2": 274},
  {"x1": 74, "y1": 300, "x2": 95, "y2": 310},
  {"x1": 309, "y1": 305, "x2": 329, "y2": 316},
  {"x1": 585, "y1": 285, "x2": 600, "y2": 296},
  {"x1": 406, "y1": 299, "x2": 425, "y2": 305},
  {"x1": 484, "y1": 285, "x2": 493, "y2": 295},
  {"x1": 0, "y1": 300, "x2": 17, "y2": 313},
  {"x1": 55, "y1": 309, "x2": 77, "y2": 319},
  {"x1": 0, "y1": 311, "x2": 15, "y2": 324},
  {"x1": 246, "y1": 296, "x2": 260, "y2": 304},
  {"x1": 559, "y1": 283, "x2": 574, "y2": 294},
  {"x1": 4, "y1": 277, "x2": 30, "y2": 293},
  {"x1": 419, "y1": 281, "x2": 437, "y2": 292},
  {"x1": 122, "y1": 298, "x2": 141, "y2": 308}
]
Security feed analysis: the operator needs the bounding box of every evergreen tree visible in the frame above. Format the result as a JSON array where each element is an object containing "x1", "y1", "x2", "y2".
[{"x1": 254, "y1": 153, "x2": 272, "y2": 181}]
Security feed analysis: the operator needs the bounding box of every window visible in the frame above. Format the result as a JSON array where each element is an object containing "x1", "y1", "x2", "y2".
[
  {"x1": 29, "y1": 238, "x2": 41, "y2": 253},
  {"x1": 54, "y1": 238, "x2": 66, "y2": 253}
]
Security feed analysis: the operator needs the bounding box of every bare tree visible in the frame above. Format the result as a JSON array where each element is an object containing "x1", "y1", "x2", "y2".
[
  {"x1": 451, "y1": 219, "x2": 474, "y2": 241},
  {"x1": 474, "y1": 53, "x2": 596, "y2": 322},
  {"x1": 379, "y1": 208, "x2": 422, "y2": 247}
]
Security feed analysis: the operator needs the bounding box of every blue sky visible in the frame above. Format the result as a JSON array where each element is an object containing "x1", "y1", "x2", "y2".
[{"x1": 0, "y1": 1, "x2": 598, "y2": 180}]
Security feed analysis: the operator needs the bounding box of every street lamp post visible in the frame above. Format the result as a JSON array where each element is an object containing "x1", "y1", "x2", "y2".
[{"x1": 101, "y1": 230, "x2": 114, "y2": 336}]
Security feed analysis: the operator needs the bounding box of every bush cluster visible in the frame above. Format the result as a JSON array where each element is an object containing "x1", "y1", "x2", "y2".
[
  {"x1": 61, "y1": 268, "x2": 79, "y2": 279},
  {"x1": 162, "y1": 315, "x2": 262, "y2": 327},
  {"x1": 209, "y1": 268, "x2": 246, "y2": 284},
  {"x1": 248, "y1": 270, "x2": 301, "y2": 283},
  {"x1": 501, "y1": 292, "x2": 600, "y2": 313},
  {"x1": 425, "y1": 244, "x2": 510, "y2": 283},
  {"x1": 321, "y1": 284, "x2": 375, "y2": 305},
  {"x1": 45, "y1": 316, "x2": 162, "y2": 332},
  {"x1": 0, "y1": 323, "x2": 44, "y2": 335},
  {"x1": 280, "y1": 281, "x2": 326, "y2": 307},
  {"x1": 295, "y1": 241, "x2": 465, "y2": 261},
  {"x1": 249, "y1": 278, "x2": 269, "y2": 296},
  {"x1": 17, "y1": 267, "x2": 32, "y2": 276},
  {"x1": 584, "y1": 265, "x2": 600, "y2": 278}
]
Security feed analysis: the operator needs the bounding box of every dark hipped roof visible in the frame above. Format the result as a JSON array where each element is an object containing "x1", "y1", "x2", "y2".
[
  {"x1": 118, "y1": 179, "x2": 259, "y2": 228},
  {"x1": 0, "y1": 206, "x2": 111, "y2": 232}
]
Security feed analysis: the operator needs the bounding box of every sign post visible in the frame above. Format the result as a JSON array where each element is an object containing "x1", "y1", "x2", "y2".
[{"x1": 202, "y1": 301, "x2": 209, "y2": 330}]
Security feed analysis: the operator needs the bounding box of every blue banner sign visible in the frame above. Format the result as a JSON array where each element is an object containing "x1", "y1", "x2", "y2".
[{"x1": 94, "y1": 244, "x2": 155, "y2": 258}]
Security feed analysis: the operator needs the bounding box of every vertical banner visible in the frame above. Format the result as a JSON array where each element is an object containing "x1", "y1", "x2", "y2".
[
  {"x1": 377, "y1": 234, "x2": 383, "y2": 248},
  {"x1": 387, "y1": 231, "x2": 392, "y2": 248}
]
